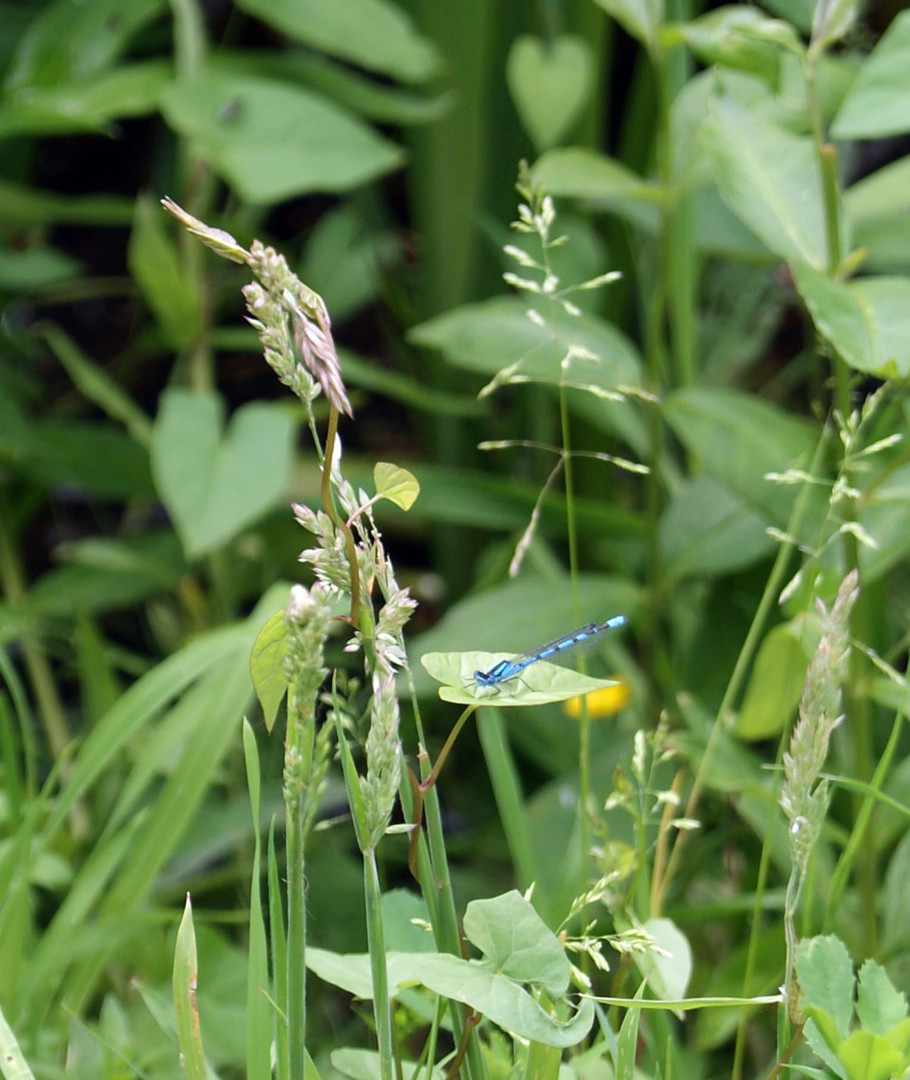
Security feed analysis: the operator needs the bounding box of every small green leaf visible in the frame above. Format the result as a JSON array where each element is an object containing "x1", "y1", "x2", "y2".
[
  {"x1": 590, "y1": 0, "x2": 663, "y2": 49},
  {"x1": 796, "y1": 935, "x2": 855, "y2": 1038},
  {"x1": 733, "y1": 622, "x2": 810, "y2": 740},
  {"x1": 129, "y1": 194, "x2": 200, "y2": 349},
  {"x1": 838, "y1": 1031, "x2": 904, "y2": 1080},
  {"x1": 507, "y1": 35, "x2": 594, "y2": 151},
  {"x1": 634, "y1": 918, "x2": 692, "y2": 1003},
  {"x1": 462, "y1": 891, "x2": 570, "y2": 998},
  {"x1": 812, "y1": 0, "x2": 860, "y2": 52},
  {"x1": 421, "y1": 650, "x2": 621, "y2": 707},
  {"x1": 855, "y1": 959, "x2": 908, "y2": 1036},
  {"x1": 249, "y1": 610, "x2": 288, "y2": 733},
  {"x1": 793, "y1": 262, "x2": 910, "y2": 378},
  {"x1": 374, "y1": 462, "x2": 419, "y2": 511},
  {"x1": 173, "y1": 896, "x2": 207, "y2": 1080}
]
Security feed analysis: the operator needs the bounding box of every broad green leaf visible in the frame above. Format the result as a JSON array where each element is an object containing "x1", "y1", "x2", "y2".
[
  {"x1": 249, "y1": 610, "x2": 288, "y2": 733},
  {"x1": 374, "y1": 462, "x2": 418, "y2": 511},
  {"x1": 150, "y1": 389, "x2": 297, "y2": 558},
  {"x1": 759, "y1": 0, "x2": 813, "y2": 32},
  {"x1": 0, "y1": 61, "x2": 170, "y2": 137},
  {"x1": 733, "y1": 622, "x2": 810, "y2": 740},
  {"x1": 793, "y1": 262, "x2": 910, "y2": 377},
  {"x1": 855, "y1": 960, "x2": 908, "y2": 1036},
  {"x1": 3, "y1": 0, "x2": 164, "y2": 90},
  {"x1": 307, "y1": 948, "x2": 594, "y2": 1048},
  {"x1": 838, "y1": 1031, "x2": 904, "y2": 1080},
  {"x1": 507, "y1": 36, "x2": 594, "y2": 152},
  {"x1": 663, "y1": 387, "x2": 816, "y2": 524},
  {"x1": 128, "y1": 195, "x2": 200, "y2": 350},
  {"x1": 232, "y1": 0, "x2": 440, "y2": 83},
  {"x1": 422, "y1": 649, "x2": 622, "y2": 708},
  {"x1": 659, "y1": 474, "x2": 775, "y2": 581},
  {"x1": 462, "y1": 891, "x2": 570, "y2": 998},
  {"x1": 159, "y1": 72, "x2": 403, "y2": 204},
  {"x1": 410, "y1": 296, "x2": 644, "y2": 390},
  {"x1": 796, "y1": 935, "x2": 855, "y2": 1038},
  {"x1": 590, "y1": 0, "x2": 663, "y2": 48},
  {"x1": 410, "y1": 573, "x2": 638, "y2": 696},
  {"x1": 831, "y1": 11, "x2": 910, "y2": 139},
  {"x1": 700, "y1": 94, "x2": 837, "y2": 268}
]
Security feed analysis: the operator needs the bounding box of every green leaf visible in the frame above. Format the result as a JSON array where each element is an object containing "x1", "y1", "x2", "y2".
[
  {"x1": 173, "y1": 897, "x2": 207, "y2": 1080},
  {"x1": 0, "y1": 61, "x2": 170, "y2": 138},
  {"x1": 410, "y1": 296, "x2": 644, "y2": 390},
  {"x1": 4, "y1": 0, "x2": 164, "y2": 90},
  {"x1": 663, "y1": 387, "x2": 816, "y2": 524},
  {"x1": 733, "y1": 622, "x2": 810, "y2": 740},
  {"x1": 0, "y1": 180, "x2": 133, "y2": 226},
  {"x1": 812, "y1": 0, "x2": 860, "y2": 52},
  {"x1": 38, "y1": 323, "x2": 153, "y2": 446},
  {"x1": 675, "y1": 8, "x2": 797, "y2": 86},
  {"x1": 159, "y1": 72, "x2": 403, "y2": 204},
  {"x1": 410, "y1": 574, "x2": 638, "y2": 696},
  {"x1": 590, "y1": 0, "x2": 663, "y2": 48},
  {"x1": 462, "y1": 891, "x2": 570, "y2": 998},
  {"x1": 831, "y1": 11, "x2": 910, "y2": 139},
  {"x1": 659, "y1": 474, "x2": 775, "y2": 581},
  {"x1": 0, "y1": 419, "x2": 154, "y2": 499},
  {"x1": 374, "y1": 462, "x2": 419, "y2": 511},
  {"x1": 793, "y1": 263, "x2": 910, "y2": 377},
  {"x1": 128, "y1": 194, "x2": 200, "y2": 350},
  {"x1": 150, "y1": 389, "x2": 297, "y2": 558},
  {"x1": 307, "y1": 948, "x2": 594, "y2": 1048},
  {"x1": 421, "y1": 649, "x2": 622, "y2": 708},
  {"x1": 700, "y1": 94, "x2": 838, "y2": 268},
  {"x1": 855, "y1": 960, "x2": 908, "y2": 1036},
  {"x1": 507, "y1": 36, "x2": 594, "y2": 152},
  {"x1": 838, "y1": 1031, "x2": 904, "y2": 1080},
  {"x1": 249, "y1": 610, "x2": 288, "y2": 733},
  {"x1": 232, "y1": 0, "x2": 441, "y2": 83},
  {"x1": 532, "y1": 147, "x2": 663, "y2": 231},
  {"x1": 0, "y1": 246, "x2": 82, "y2": 288},
  {"x1": 796, "y1": 935, "x2": 855, "y2": 1039},
  {"x1": 634, "y1": 918, "x2": 692, "y2": 1003}
]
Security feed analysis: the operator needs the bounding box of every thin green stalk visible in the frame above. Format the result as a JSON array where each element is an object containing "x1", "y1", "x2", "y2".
[
  {"x1": 284, "y1": 693, "x2": 309, "y2": 1080},
  {"x1": 661, "y1": 428, "x2": 830, "y2": 900},
  {"x1": 364, "y1": 848, "x2": 394, "y2": 1080}
]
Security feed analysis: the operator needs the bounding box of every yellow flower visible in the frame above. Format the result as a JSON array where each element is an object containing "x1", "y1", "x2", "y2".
[{"x1": 563, "y1": 679, "x2": 630, "y2": 719}]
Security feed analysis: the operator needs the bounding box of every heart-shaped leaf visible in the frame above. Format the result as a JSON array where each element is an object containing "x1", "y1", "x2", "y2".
[
  {"x1": 151, "y1": 389, "x2": 296, "y2": 558},
  {"x1": 507, "y1": 35, "x2": 593, "y2": 151}
]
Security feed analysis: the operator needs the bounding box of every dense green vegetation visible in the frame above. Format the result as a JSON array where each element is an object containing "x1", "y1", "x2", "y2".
[{"x1": 3, "y1": 1, "x2": 910, "y2": 1078}]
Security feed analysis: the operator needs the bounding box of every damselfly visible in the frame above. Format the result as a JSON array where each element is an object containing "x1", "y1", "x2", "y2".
[{"x1": 472, "y1": 616, "x2": 626, "y2": 692}]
